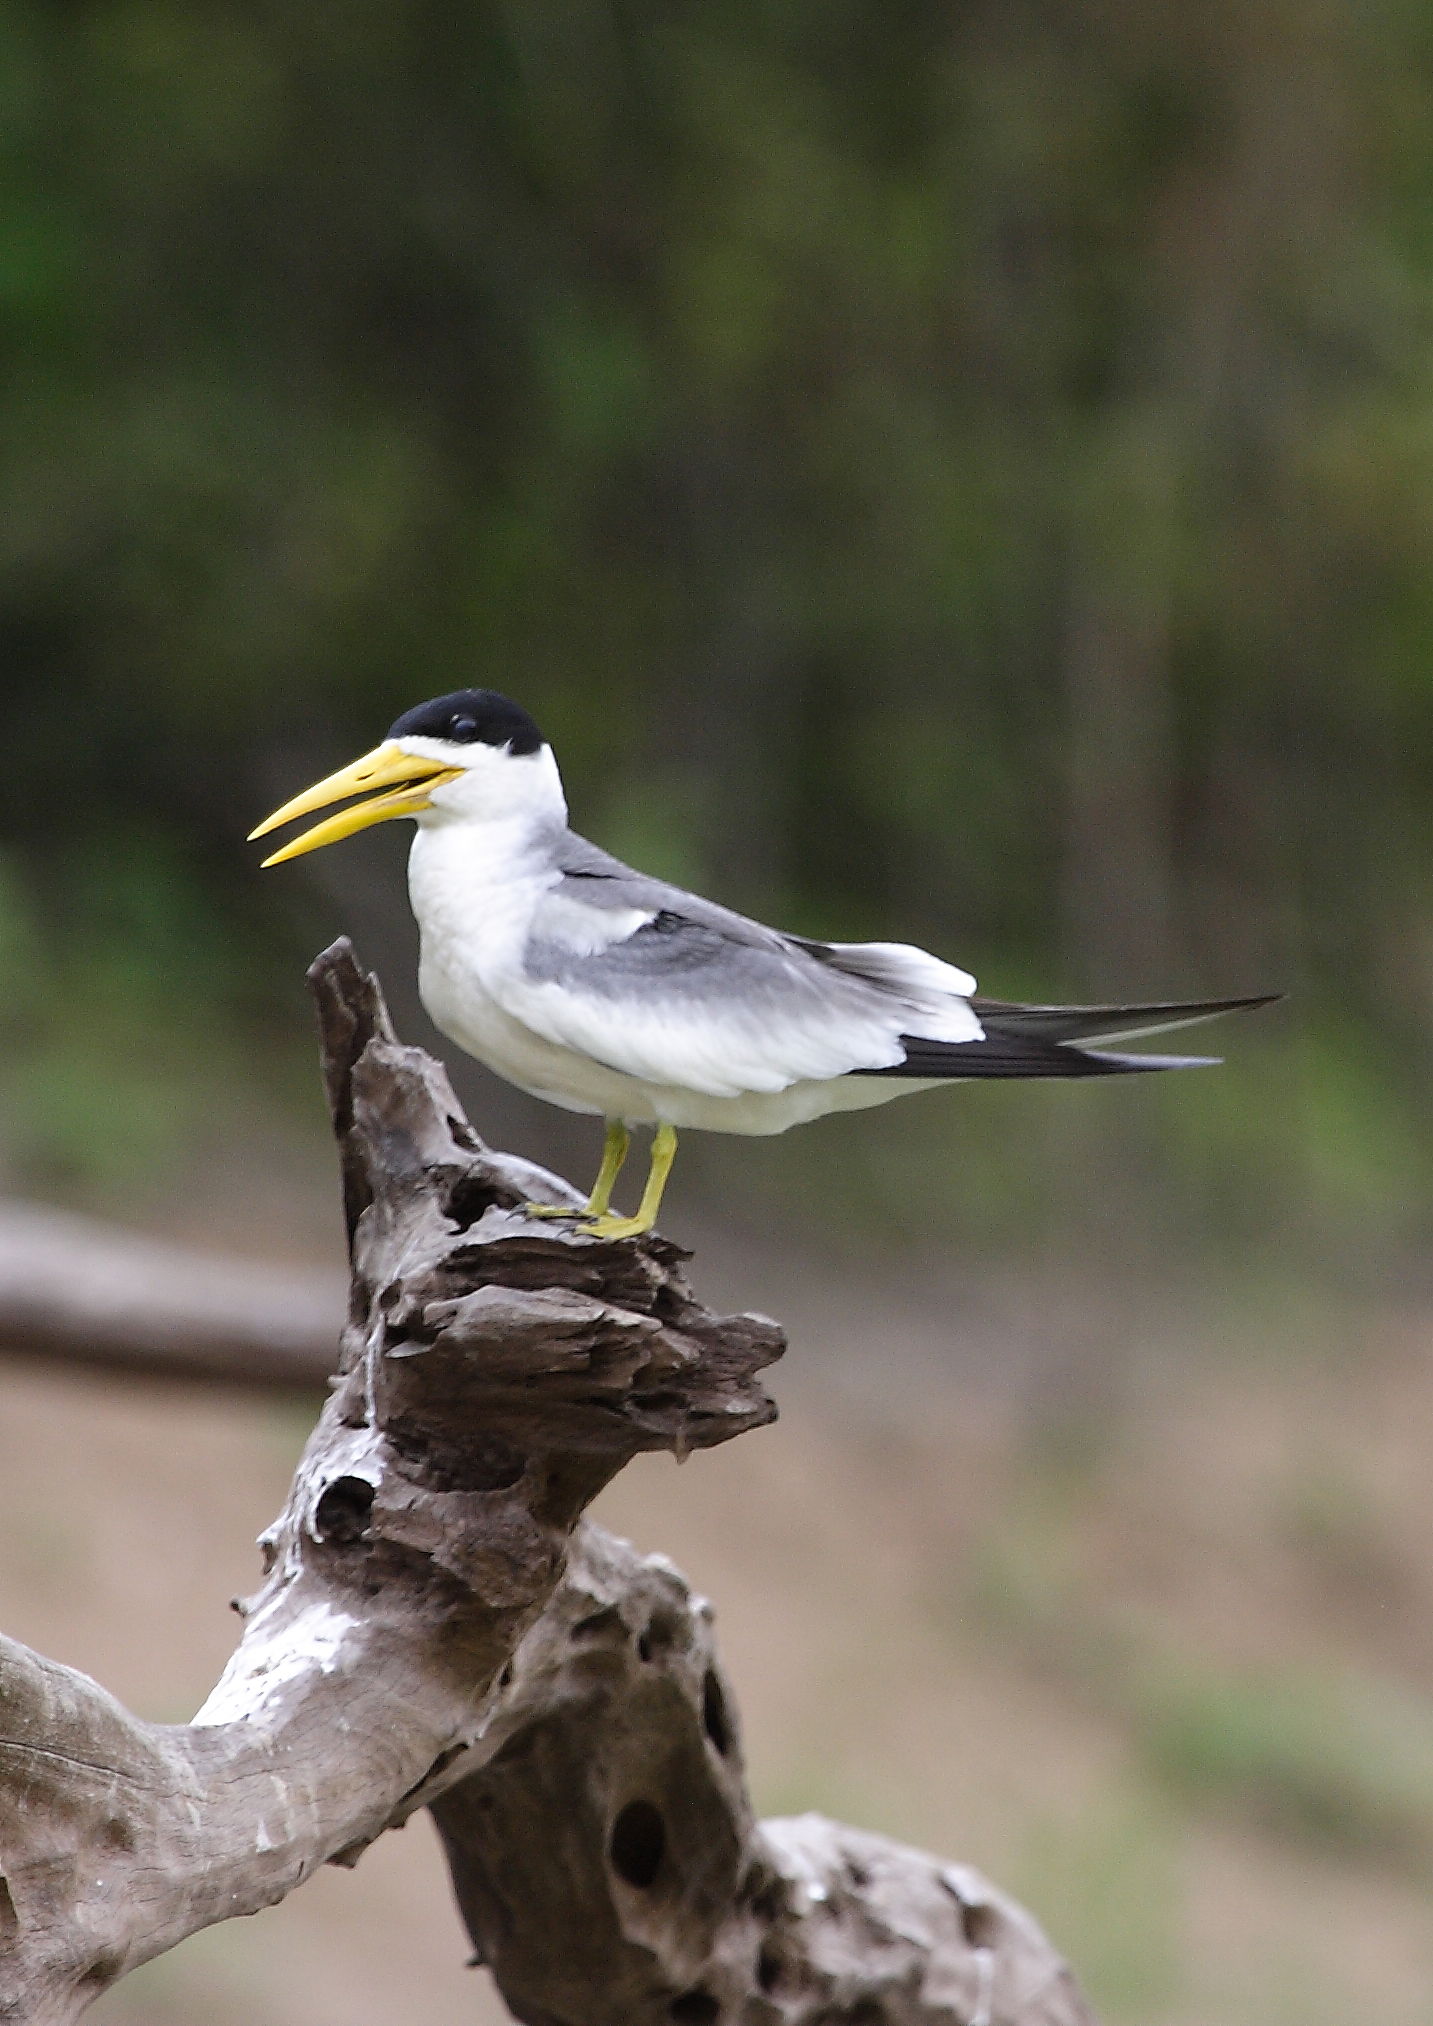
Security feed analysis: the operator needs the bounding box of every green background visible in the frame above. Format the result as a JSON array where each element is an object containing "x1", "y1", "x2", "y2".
[{"x1": 3, "y1": 0, "x2": 1431, "y2": 1248}]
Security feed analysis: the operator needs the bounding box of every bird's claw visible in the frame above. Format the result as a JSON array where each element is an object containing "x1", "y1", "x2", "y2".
[
  {"x1": 521, "y1": 1200, "x2": 652, "y2": 1239},
  {"x1": 582, "y1": 1211, "x2": 656, "y2": 1241}
]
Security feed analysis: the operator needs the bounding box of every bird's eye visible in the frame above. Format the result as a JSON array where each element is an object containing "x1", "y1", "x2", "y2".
[{"x1": 449, "y1": 714, "x2": 478, "y2": 740}]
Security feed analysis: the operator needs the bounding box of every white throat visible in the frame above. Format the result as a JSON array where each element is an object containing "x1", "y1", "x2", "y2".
[
  {"x1": 405, "y1": 740, "x2": 568, "y2": 1003},
  {"x1": 409, "y1": 737, "x2": 568, "y2": 835}
]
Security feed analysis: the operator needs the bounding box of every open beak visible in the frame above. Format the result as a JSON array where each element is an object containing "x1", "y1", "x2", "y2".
[{"x1": 249, "y1": 742, "x2": 463, "y2": 866}]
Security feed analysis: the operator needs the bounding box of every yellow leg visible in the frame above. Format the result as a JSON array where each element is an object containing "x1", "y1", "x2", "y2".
[
  {"x1": 585, "y1": 1120, "x2": 631, "y2": 1216},
  {"x1": 526, "y1": 1118, "x2": 630, "y2": 1221},
  {"x1": 587, "y1": 1122, "x2": 678, "y2": 1240}
]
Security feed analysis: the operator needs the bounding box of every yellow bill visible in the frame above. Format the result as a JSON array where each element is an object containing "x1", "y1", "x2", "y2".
[{"x1": 249, "y1": 742, "x2": 463, "y2": 866}]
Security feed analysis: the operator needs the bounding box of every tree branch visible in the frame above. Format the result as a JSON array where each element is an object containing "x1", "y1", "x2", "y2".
[
  {"x1": 0, "y1": 940, "x2": 1097, "y2": 2025},
  {"x1": 0, "y1": 1203, "x2": 341, "y2": 1390},
  {"x1": 0, "y1": 940, "x2": 779, "y2": 2024},
  {"x1": 436, "y1": 1522, "x2": 1094, "y2": 2026}
]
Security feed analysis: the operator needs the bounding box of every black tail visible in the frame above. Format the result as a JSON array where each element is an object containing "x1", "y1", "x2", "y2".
[
  {"x1": 857, "y1": 992, "x2": 1279, "y2": 1081},
  {"x1": 969, "y1": 992, "x2": 1279, "y2": 1045}
]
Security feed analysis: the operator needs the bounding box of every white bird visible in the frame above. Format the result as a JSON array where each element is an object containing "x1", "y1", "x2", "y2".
[{"x1": 251, "y1": 689, "x2": 1275, "y2": 1239}]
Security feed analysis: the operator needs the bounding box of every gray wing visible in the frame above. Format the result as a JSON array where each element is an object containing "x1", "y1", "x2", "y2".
[{"x1": 501, "y1": 834, "x2": 983, "y2": 1097}]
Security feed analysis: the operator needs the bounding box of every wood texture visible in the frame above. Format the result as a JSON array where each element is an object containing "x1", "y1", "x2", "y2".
[
  {"x1": 437, "y1": 1522, "x2": 1096, "y2": 2026},
  {"x1": 0, "y1": 940, "x2": 1096, "y2": 2025},
  {"x1": 0, "y1": 941, "x2": 780, "y2": 2023}
]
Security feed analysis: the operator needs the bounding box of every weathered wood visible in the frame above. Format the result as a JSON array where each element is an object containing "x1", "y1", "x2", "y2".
[
  {"x1": 436, "y1": 1522, "x2": 1094, "y2": 2026},
  {"x1": 0, "y1": 941, "x2": 781, "y2": 2024},
  {"x1": 0, "y1": 939, "x2": 1097, "y2": 2024}
]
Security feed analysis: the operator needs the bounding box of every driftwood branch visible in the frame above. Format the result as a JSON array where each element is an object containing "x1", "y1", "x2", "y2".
[
  {"x1": 437, "y1": 1522, "x2": 1095, "y2": 2026},
  {"x1": 0, "y1": 1203, "x2": 341, "y2": 1390},
  {"x1": 0, "y1": 941, "x2": 779, "y2": 2023},
  {"x1": 0, "y1": 940, "x2": 1096, "y2": 2025}
]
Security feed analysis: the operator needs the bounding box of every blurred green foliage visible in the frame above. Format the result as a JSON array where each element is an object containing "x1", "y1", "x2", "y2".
[
  {"x1": 1137, "y1": 1656, "x2": 1433, "y2": 1866},
  {"x1": 5, "y1": 0, "x2": 1433, "y2": 1243}
]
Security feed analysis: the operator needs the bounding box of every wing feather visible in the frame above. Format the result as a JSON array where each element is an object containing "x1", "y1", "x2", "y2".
[
  {"x1": 510, "y1": 868, "x2": 981, "y2": 1096},
  {"x1": 507, "y1": 842, "x2": 1276, "y2": 1097}
]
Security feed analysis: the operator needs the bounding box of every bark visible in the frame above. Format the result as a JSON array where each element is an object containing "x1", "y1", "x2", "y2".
[
  {"x1": 436, "y1": 1522, "x2": 1095, "y2": 2026},
  {"x1": 0, "y1": 940, "x2": 781, "y2": 2023},
  {"x1": 0, "y1": 939, "x2": 1097, "y2": 2025}
]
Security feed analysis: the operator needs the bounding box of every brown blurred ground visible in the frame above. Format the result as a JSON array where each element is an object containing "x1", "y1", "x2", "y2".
[{"x1": 5, "y1": 1202, "x2": 1433, "y2": 2026}]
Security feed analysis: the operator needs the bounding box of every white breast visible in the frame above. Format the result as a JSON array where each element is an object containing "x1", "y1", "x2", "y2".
[{"x1": 408, "y1": 822, "x2": 642, "y2": 1118}]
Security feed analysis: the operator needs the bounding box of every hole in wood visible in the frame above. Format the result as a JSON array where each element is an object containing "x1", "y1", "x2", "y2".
[
  {"x1": 756, "y1": 1945, "x2": 783, "y2": 1992},
  {"x1": 445, "y1": 1175, "x2": 503, "y2": 1230},
  {"x1": 609, "y1": 1800, "x2": 666, "y2": 1888},
  {"x1": 960, "y1": 1899, "x2": 1000, "y2": 1949},
  {"x1": 313, "y1": 1475, "x2": 374, "y2": 1544},
  {"x1": 636, "y1": 1608, "x2": 682, "y2": 1662},
  {"x1": 669, "y1": 1992, "x2": 720, "y2": 2024},
  {"x1": 701, "y1": 1669, "x2": 732, "y2": 1756}
]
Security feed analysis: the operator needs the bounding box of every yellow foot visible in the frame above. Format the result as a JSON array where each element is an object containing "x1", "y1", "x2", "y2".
[
  {"x1": 584, "y1": 1210, "x2": 657, "y2": 1241},
  {"x1": 523, "y1": 1200, "x2": 594, "y2": 1222},
  {"x1": 583, "y1": 1123, "x2": 677, "y2": 1241}
]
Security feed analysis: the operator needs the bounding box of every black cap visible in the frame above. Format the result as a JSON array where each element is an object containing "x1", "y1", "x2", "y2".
[{"x1": 387, "y1": 690, "x2": 544, "y2": 755}]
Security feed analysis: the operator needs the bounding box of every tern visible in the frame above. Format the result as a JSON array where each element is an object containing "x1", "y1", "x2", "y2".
[{"x1": 252, "y1": 689, "x2": 1275, "y2": 1239}]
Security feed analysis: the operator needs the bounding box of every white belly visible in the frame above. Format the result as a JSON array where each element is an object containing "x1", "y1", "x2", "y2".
[{"x1": 420, "y1": 950, "x2": 638, "y2": 1118}]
